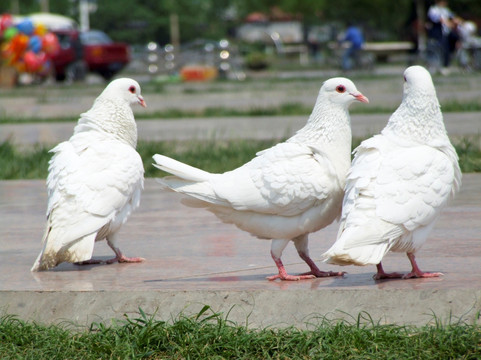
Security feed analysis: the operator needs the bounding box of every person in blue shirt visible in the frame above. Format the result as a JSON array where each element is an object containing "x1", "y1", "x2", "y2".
[{"x1": 341, "y1": 22, "x2": 365, "y2": 70}]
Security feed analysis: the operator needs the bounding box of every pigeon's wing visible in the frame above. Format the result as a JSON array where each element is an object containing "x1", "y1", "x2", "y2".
[
  {"x1": 323, "y1": 135, "x2": 456, "y2": 266},
  {"x1": 342, "y1": 135, "x2": 456, "y2": 243},
  {"x1": 209, "y1": 142, "x2": 341, "y2": 217},
  {"x1": 45, "y1": 134, "x2": 144, "y2": 250}
]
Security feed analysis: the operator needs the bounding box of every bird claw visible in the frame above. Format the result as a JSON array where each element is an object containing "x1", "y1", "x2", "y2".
[
  {"x1": 266, "y1": 273, "x2": 316, "y2": 281},
  {"x1": 402, "y1": 271, "x2": 444, "y2": 279},
  {"x1": 75, "y1": 256, "x2": 145, "y2": 266},
  {"x1": 114, "y1": 255, "x2": 145, "y2": 264},
  {"x1": 300, "y1": 270, "x2": 346, "y2": 278},
  {"x1": 373, "y1": 272, "x2": 404, "y2": 280}
]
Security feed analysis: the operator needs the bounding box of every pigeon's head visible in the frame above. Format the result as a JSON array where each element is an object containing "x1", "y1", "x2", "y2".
[
  {"x1": 402, "y1": 65, "x2": 436, "y2": 95},
  {"x1": 321, "y1": 77, "x2": 369, "y2": 106},
  {"x1": 102, "y1": 78, "x2": 147, "y2": 108}
]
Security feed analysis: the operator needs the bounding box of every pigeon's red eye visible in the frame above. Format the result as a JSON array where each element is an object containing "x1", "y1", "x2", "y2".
[
  {"x1": 129, "y1": 85, "x2": 136, "y2": 94},
  {"x1": 403, "y1": 75, "x2": 407, "y2": 82},
  {"x1": 336, "y1": 85, "x2": 346, "y2": 93}
]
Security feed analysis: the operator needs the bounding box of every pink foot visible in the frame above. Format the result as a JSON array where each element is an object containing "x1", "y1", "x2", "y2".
[
  {"x1": 373, "y1": 263, "x2": 403, "y2": 280},
  {"x1": 267, "y1": 273, "x2": 316, "y2": 281},
  {"x1": 403, "y1": 253, "x2": 443, "y2": 279},
  {"x1": 297, "y1": 251, "x2": 345, "y2": 278},
  {"x1": 373, "y1": 271, "x2": 404, "y2": 280},
  {"x1": 113, "y1": 255, "x2": 145, "y2": 264},
  {"x1": 267, "y1": 255, "x2": 316, "y2": 281},
  {"x1": 403, "y1": 271, "x2": 443, "y2": 279},
  {"x1": 300, "y1": 270, "x2": 346, "y2": 278},
  {"x1": 76, "y1": 255, "x2": 145, "y2": 265}
]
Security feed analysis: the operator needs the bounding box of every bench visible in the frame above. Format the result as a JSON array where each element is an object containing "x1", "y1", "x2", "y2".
[{"x1": 362, "y1": 41, "x2": 416, "y2": 62}]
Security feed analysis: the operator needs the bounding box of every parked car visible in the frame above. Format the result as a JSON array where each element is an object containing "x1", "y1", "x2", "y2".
[{"x1": 51, "y1": 29, "x2": 130, "y2": 82}]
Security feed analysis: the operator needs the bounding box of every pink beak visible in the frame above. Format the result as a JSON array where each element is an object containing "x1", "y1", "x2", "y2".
[
  {"x1": 138, "y1": 95, "x2": 147, "y2": 107},
  {"x1": 352, "y1": 92, "x2": 369, "y2": 103}
]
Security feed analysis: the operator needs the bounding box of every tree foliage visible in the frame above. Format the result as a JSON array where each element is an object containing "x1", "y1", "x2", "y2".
[{"x1": 2, "y1": 0, "x2": 481, "y2": 45}]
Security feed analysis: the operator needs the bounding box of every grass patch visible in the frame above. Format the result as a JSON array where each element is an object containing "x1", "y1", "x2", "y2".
[
  {"x1": 0, "y1": 137, "x2": 479, "y2": 180},
  {"x1": 441, "y1": 100, "x2": 481, "y2": 113},
  {"x1": 0, "y1": 141, "x2": 51, "y2": 180},
  {"x1": 2, "y1": 100, "x2": 481, "y2": 124},
  {"x1": 455, "y1": 137, "x2": 481, "y2": 173},
  {"x1": 139, "y1": 139, "x2": 279, "y2": 178},
  {"x1": 0, "y1": 308, "x2": 480, "y2": 359}
]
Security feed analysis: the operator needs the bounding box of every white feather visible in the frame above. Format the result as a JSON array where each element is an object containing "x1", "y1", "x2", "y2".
[
  {"x1": 322, "y1": 65, "x2": 461, "y2": 267},
  {"x1": 31, "y1": 78, "x2": 145, "y2": 271},
  {"x1": 153, "y1": 77, "x2": 369, "y2": 278}
]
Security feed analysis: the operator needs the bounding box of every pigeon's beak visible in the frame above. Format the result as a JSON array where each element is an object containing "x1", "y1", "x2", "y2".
[
  {"x1": 138, "y1": 95, "x2": 147, "y2": 107},
  {"x1": 352, "y1": 92, "x2": 369, "y2": 103}
]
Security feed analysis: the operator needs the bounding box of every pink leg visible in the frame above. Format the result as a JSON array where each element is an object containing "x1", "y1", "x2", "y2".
[
  {"x1": 403, "y1": 253, "x2": 443, "y2": 279},
  {"x1": 76, "y1": 243, "x2": 144, "y2": 265},
  {"x1": 106, "y1": 243, "x2": 145, "y2": 264},
  {"x1": 298, "y1": 251, "x2": 345, "y2": 278},
  {"x1": 267, "y1": 252, "x2": 316, "y2": 281},
  {"x1": 373, "y1": 262, "x2": 403, "y2": 280}
]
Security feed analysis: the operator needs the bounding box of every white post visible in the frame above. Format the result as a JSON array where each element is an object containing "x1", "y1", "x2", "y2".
[
  {"x1": 39, "y1": 0, "x2": 49, "y2": 13},
  {"x1": 79, "y1": 0, "x2": 90, "y2": 32}
]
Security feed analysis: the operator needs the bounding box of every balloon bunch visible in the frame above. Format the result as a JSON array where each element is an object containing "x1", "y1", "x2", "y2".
[{"x1": 0, "y1": 13, "x2": 60, "y2": 75}]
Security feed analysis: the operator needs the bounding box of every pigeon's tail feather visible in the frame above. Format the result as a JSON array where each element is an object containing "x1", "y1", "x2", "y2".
[
  {"x1": 322, "y1": 222, "x2": 402, "y2": 266},
  {"x1": 31, "y1": 225, "x2": 96, "y2": 271},
  {"x1": 323, "y1": 241, "x2": 390, "y2": 266},
  {"x1": 156, "y1": 176, "x2": 228, "y2": 208},
  {"x1": 153, "y1": 154, "x2": 212, "y2": 182}
]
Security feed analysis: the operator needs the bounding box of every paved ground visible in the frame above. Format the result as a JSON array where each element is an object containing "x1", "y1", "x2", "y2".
[
  {"x1": 1, "y1": 175, "x2": 480, "y2": 328},
  {"x1": 1, "y1": 69, "x2": 481, "y2": 328}
]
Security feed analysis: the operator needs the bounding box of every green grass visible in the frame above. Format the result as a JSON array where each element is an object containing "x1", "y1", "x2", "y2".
[
  {"x1": 2, "y1": 100, "x2": 481, "y2": 124},
  {"x1": 0, "y1": 308, "x2": 480, "y2": 359},
  {"x1": 455, "y1": 138, "x2": 481, "y2": 173},
  {"x1": 0, "y1": 141, "x2": 52, "y2": 180},
  {"x1": 1, "y1": 137, "x2": 480, "y2": 180}
]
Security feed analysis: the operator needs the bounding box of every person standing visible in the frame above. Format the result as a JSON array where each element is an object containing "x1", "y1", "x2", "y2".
[
  {"x1": 340, "y1": 22, "x2": 365, "y2": 71},
  {"x1": 427, "y1": 0, "x2": 457, "y2": 73}
]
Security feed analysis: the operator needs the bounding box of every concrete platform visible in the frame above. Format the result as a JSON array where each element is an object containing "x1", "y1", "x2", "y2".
[{"x1": 1, "y1": 175, "x2": 480, "y2": 328}]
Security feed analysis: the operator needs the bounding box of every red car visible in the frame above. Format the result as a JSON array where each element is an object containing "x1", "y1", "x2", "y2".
[{"x1": 51, "y1": 29, "x2": 130, "y2": 82}]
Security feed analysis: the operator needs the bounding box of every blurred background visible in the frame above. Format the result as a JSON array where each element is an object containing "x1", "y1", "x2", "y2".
[
  {"x1": 1, "y1": 0, "x2": 481, "y2": 85},
  {"x1": 1, "y1": 0, "x2": 481, "y2": 180}
]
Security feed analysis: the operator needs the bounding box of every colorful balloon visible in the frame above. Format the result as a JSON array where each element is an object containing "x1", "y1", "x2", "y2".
[
  {"x1": 10, "y1": 33, "x2": 29, "y2": 55},
  {"x1": 1, "y1": 14, "x2": 64, "y2": 77},
  {"x1": 9, "y1": 33, "x2": 28, "y2": 57},
  {"x1": 42, "y1": 33, "x2": 60, "y2": 55},
  {"x1": 2, "y1": 26, "x2": 18, "y2": 41},
  {"x1": 33, "y1": 23, "x2": 47, "y2": 36},
  {"x1": 16, "y1": 19, "x2": 34, "y2": 35},
  {"x1": 24, "y1": 50, "x2": 42, "y2": 72},
  {"x1": 0, "y1": 14, "x2": 13, "y2": 32},
  {"x1": 28, "y1": 35, "x2": 42, "y2": 53}
]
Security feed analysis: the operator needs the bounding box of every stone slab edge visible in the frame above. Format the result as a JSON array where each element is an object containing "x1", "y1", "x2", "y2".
[{"x1": 1, "y1": 289, "x2": 480, "y2": 329}]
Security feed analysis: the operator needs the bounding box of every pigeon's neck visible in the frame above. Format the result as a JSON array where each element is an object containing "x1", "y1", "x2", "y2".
[
  {"x1": 384, "y1": 88, "x2": 461, "y2": 197},
  {"x1": 288, "y1": 97, "x2": 352, "y2": 179},
  {"x1": 74, "y1": 97, "x2": 138, "y2": 148},
  {"x1": 382, "y1": 89, "x2": 449, "y2": 147},
  {"x1": 289, "y1": 97, "x2": 352, "y2": 150}
]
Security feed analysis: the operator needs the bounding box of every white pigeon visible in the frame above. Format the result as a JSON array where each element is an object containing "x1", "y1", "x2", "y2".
[
  {"x1": 31, "y1": 78, "x2": 147, "y2": 272},
  {"x1": 322, "y1": 65, "x2": 461, "y2": 279},
  {"x1": 153, "y1": 77, "x2": 368, "y2": 281}
]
